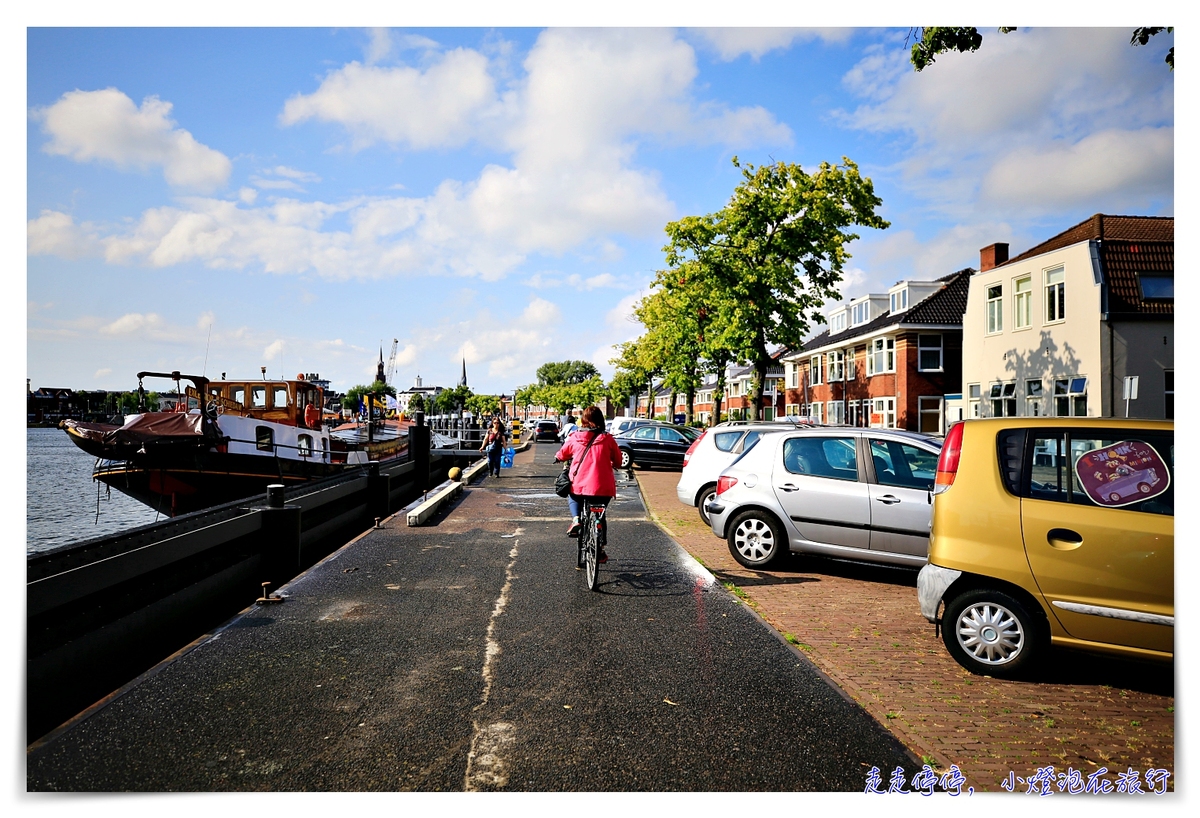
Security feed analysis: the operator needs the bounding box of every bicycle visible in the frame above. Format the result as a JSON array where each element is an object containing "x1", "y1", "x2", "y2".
[{"x1": 576, "y1": 500, "x2": 607, "y2": 591}]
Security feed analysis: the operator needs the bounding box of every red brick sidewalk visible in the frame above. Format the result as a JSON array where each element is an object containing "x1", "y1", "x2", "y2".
[{"x1": 633, "y1": 468, "x2": 1174, "y2": 793}]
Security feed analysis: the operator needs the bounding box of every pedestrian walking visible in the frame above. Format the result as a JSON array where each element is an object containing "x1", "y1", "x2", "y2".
[{"x1": 481, "y1": 418, "x2": 507, "y2": 477}]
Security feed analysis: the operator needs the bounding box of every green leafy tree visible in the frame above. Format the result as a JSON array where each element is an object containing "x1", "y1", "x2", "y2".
[
  {"x1": 664, "y1": 156, "x2": 888, "y2": 421},
  {"x1": 465, "y1": 393, "x2": 501, "y2": 418},
  {"x1": 344, "y1": 380, "x2": 397, "y2": 414},
  {"x1": 610, "y1": 338, "x2": 662, "y2": 418},
  {"x1": 408, "y1": 392, "x2": 426, "y2": 413},
  {"x1": 536, "y1": 360, "x2": 600, "y2": 386},
  {"x1": 910, "y1": 27, "x2": 1171, "y2": 71}
]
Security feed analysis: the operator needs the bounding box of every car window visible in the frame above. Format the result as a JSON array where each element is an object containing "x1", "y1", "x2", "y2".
[
  {"x1": 1025, "y1": 430, "x2": 1173, "y2": 516},
  {"x1": 633, "y1": 426, "x2": 657, "y2": 440},
  {"x1": 713, "y1": 431, "x2": 741, "y2": 452},
  {"x1": 870, "y1": 439, "x2": 936, "y2": 490},
  {"x1": 782, "y1": 436, "x2": 858, "y2": 481},
  {"x1": 659, "y1": 428, "x2": 686, "y2": 443}
]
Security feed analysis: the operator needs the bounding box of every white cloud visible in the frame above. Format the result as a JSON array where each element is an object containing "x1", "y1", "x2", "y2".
[
  {"x1": 35, "y1": 31, "x2": 793, "y2": 282},
  {"x1": 263, "y1": 339, "x2": 284, "y2": 361},
  {"x1": 94, "y1": 368, "x2": 112, "y2": 379},
  {"x1": 100, "y1": 312, "x2": 164, "y2": 336},
  {"x1": 837, "y1": 28, "x2": 1173, "y2": 217},
  {"x1": 27, "y1": 210, "x2": 99, "y2": 258},
  {"x1": 365, "y1": 27, "x2": 392, "y2": 65},
  {"x1": 982, "y1": 127, "x2": 1173, "y2": 211},
  {"x1": 854, "y1": 222, "x2": 1016, "y2": 287},
  {"x1": 690, "y1": 27, "x2": 854, "y2": 61},
  {"x1": 280, "y1": 50, "x2": 498, "y2": 150},
  {"x1": 33, "y1": 88, "x2": 232, "y2": 191}
]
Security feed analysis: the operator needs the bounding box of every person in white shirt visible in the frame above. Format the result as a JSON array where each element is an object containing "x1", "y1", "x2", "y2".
[{"x1": 560, "y1": 413, "x2": 578, "y2": 441}]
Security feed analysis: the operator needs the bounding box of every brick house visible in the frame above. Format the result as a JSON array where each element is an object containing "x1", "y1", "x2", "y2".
[
  {"x1": 962, "y1": 214, "x2": 1173, "y2": 420},
  {"x1": 781, "y1": 269, "x2": 971, "y2": 434}
]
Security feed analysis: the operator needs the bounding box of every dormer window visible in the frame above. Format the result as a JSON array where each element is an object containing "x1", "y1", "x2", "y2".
[
  {"x1": 830, "y1": 311, "x2": 847, "y2": 333},
  {"x1": 851, "y1": 301, "x2": 870, "y2": 326},
  {"x1": 889, "y1": 288, "x2": 908, "y2": 314}
]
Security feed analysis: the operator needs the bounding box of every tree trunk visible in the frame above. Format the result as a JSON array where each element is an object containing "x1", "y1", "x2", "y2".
[
  {"x1": 685, "y1": 386, "x2": 695, "y2": 426},
  {"x1": 713, "y1": 368, "x2": 727, "y2": 426}
]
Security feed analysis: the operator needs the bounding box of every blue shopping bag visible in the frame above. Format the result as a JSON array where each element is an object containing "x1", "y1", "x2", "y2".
[{"x1": 501, "y1": 447, "x2": 515, "y2": 468}]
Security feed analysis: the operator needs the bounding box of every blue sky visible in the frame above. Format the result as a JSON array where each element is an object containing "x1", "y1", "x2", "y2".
[{"x1": 25, "y1": 22, "x2": 1175, "y2": 397}]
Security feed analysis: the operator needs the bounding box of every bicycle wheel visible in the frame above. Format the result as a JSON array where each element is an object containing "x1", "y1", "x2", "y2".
[
  {"x1": 584, "y1": 510, "x2": 599, "y2": 591},
  {"x1": 577, "y1": 514, "x2": 587, "y2": 569}
]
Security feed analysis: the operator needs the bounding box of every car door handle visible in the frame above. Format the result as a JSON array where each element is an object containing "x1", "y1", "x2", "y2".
[
  {"x1": 1047, "y1": 528, "x2": 1083, "y2": 548},
  {"x1": 778, "y1": 483, "x2": 799, "y2": 492},
  {"x1": 875, "y1": 495, "x2": 901, "y2": 504}
]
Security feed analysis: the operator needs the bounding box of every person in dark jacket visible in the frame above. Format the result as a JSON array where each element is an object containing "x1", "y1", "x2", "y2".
[{"x1": 480, "y1": 418, "x2": 506, "y2": 477}]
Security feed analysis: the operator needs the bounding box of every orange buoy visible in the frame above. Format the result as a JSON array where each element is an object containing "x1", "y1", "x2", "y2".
[{"x1": 304, "y1": 403, "x2": 320, "y2": 428}]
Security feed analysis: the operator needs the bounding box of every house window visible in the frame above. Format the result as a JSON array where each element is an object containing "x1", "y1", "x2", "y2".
[
  {"x1": 785, "y1": 403, "x2": 800, "y2": 416},
  {"x1": 297, "y1": 434, "x2": 313, "y2": 457},
  {"x1": 890, "y1": 289, "x2": 908, "y2": 314},
  {"x1": 788, "y1": 363, "x2": 798, "y2": 388},
  {"x1": 918, "y1": 397, "x2": 943, "y2": 434},
  {"x1": 847, "y1": 399, "x2": 864, "y2": 427},
  {"x1": 809, "y1": 402, "x2": 824, "y2": 423},
  {"x1": 851, "y1": 302, "x2": 869, "y2": 326},
  {"x1": 810, "y1": 355, "x2": 823, "y2": 385},
  {"x1": 1014, "y1": 275, "x2": 1032, "y2": 329},
  {"x1": 967, "y1": 383, "x2": 981, "y2": 418},
  {"x1": 1139, "y1": 275, "x2": 1174, "y2": 300},
  {"x1": 917, "y1": 335, "x2": 942, "y2": 371},
  {"x1": 990, "y1": 382, "x2": 1017, "y2": 417},
  {"x1": 830, "y1": 312, "x2": 847, "y2": 333},
  {"x1": 845, "y1": 349, "x2": 856, "y2": 380},
  {"x1": 1045, "y1": 267, "x2": 1065, "y2": 323},
  {"x1": 870, "y1": 397, "x2": 896, "y2": 429},
  {"x1": 1165, "y1": 370, "x2": 1173, "y2": 419},
  {"x1": 826, "y1": 400, "x2": 846, "y2": 425},
  {"x1": 1025, "y1": 380, "x2": 1045, "y2": 416},
  {"x1": 255, "y1": 426, "x2": 274, "y2": 452},
  {"x1": 1054, "y1": 377, "x2": 1088, "y2": 417},
  {"x1": 867, "y1": 337, "x2": 895, "y2": 375},
  {"x1": 827, "y1": 350, "x2": 844, "y2": 382},
  {"x1": 986, "y1": 284, "x2": 1003, "y2": 333}
]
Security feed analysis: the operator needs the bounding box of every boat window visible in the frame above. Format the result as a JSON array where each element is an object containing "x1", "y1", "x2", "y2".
[
  {"x1": 231, "y1": 386, "x2": 246, "y2": 406},
  {"x1": 297, "y1": 434, "x2": 313, "y2": 457},
  {"x1": 272, "y1": 386, "x2": 289, "y2": 409},
  {"x1": 251, "y1": 386, "x2": 266, "y2": 408},
  {"x1": 256, "y1": 426, "x2": 274, "y2": 451}
]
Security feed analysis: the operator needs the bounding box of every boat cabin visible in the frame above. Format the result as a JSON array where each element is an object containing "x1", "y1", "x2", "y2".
[{"x1": 190, "y1": 377, "x2": 325, "y2": 429}]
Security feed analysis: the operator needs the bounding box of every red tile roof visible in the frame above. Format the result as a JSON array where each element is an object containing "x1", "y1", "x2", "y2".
[{"x1": 999, "y1": 214, "x2": 1173, "y2": 267}]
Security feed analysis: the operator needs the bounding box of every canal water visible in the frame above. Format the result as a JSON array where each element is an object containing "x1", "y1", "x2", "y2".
[{"x1": 27, "y1": 428, "x2": 161, "y2": 555}]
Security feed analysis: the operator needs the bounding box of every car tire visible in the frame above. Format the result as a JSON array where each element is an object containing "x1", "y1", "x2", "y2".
[
  {"x1": 619, "y1": 449, "x2": 632, "y2": 469},
  {"x1": 696, "y1": 485, "x2": 717, "y2": 526},
  {"x1": 941, "y1": 588, "x2": 1045, "y2": 678},
  {"x1": 726, "y1": 510, "x2": 787, "y2": 569}
]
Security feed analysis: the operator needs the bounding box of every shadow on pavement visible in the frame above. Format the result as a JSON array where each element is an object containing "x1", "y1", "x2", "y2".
[{"x1": 1029, "y1": 649, "x2": 1175, "y2": 696}]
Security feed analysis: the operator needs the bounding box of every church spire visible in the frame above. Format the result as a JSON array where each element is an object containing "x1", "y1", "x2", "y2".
[
  {"x1": 376, "y1": 347, "x2": 386, "y2": 384},
  {"x1": 459, "y1": 357, "x2": 468, "y2": 388}
]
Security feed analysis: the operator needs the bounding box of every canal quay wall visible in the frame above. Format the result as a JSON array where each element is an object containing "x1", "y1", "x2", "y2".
[{"x1": 27, "y1": 423, "x2": 472, "y2": 744}]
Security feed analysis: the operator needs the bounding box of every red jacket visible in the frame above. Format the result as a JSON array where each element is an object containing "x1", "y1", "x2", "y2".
[{"x1": 555, "y1": 429, "x2": 621, "y2": 497}]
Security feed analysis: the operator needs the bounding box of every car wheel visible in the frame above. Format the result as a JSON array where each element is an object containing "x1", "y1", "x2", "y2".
[
  {"x1": 727, "y1": 510, "x2": 787, "y2": 569},
  {"x1": 942, "y1": 588, "x2": 1045, "y2": 678},
  {"x1": 1138, "y1": 483, "x2": 1151, "y2": 494},
  {"x1": 696, "y1": 485, "x2": 717, "y2": 526},
  {"x1": 619, "y1": 449, "x2": 632, "y2": 469},
  {"x1": 1109, "y1": 492, "x2": 1121, "y2": 503}
]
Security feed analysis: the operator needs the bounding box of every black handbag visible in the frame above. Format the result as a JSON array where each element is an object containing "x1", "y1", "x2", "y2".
[{"x1": 555, "y1": 431, "x2": 598, "y2": 498}]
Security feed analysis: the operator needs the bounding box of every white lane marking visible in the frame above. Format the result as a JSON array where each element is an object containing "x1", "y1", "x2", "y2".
[{"x1": 464, "y1": 539, "x2": 520, "y2": 791}]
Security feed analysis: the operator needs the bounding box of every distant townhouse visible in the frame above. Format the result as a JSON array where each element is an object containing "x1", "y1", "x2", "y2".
[
  {"x1": 963, "y1": 214, "x2": 1173, "y2": 420},
  {"x1": 782, "y1": 269, "x2": 971, "y2": 434}
]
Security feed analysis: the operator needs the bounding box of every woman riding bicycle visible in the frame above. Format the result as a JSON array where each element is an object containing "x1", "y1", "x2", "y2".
[{"x1": 554, "y1": 405, "x2": 622, "y2": 562}]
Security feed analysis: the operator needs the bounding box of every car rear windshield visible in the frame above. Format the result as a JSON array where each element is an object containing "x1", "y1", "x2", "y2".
[{"x1": 713, "y1": 431, "x2": 742, "y2": 452}]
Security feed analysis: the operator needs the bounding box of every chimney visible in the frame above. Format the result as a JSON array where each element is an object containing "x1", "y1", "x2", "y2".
[{"x1": 979, "y1": 242, "x2": 1009, "y2": 272}]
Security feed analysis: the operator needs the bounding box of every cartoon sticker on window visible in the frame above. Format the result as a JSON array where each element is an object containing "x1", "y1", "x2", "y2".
[{"x1": 1074, "y1": 439, "x2": 1170, "y2": 508}]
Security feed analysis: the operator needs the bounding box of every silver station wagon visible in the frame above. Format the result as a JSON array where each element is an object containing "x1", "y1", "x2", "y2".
[{"x1": 706, "y1": 428, "x2": 943, "y2": 569}]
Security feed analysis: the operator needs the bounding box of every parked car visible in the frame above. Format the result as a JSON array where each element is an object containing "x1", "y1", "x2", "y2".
[
  {"x1": 706, "y1": 427, "x2": 942, "y2": 570},
  {"x1": 608, "y1": 416, "x2": 657, "y2": 436},
  {"x1": 676, "y1": 421, "x2": 809, "y2": 525},
  {"x1": 917, "y1": 418, "x2": 1173, "y2": 678},
  {"x1": 615, "y1": 423, "x2": 701, "y2": 469},
  {"x1": 534, "y1": 420, "x2": 560, "y2": 442}
]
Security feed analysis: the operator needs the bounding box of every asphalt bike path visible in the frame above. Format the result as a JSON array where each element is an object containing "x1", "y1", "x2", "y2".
[{"x1": 27, "y1": 443, "x2": 918, "y2": 791}]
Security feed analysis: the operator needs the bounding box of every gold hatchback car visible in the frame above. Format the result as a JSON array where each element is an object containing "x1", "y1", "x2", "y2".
[{"x1": 918, "y1": 418, "x2": 1173, "y2": 677}]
